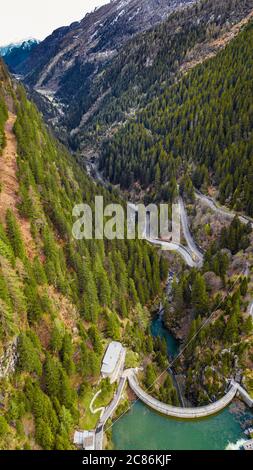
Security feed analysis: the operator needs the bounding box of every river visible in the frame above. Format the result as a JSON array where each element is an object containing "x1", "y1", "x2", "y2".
[
  {"x1": 112, "y1": 314, "x2": 252, "y2": 450},
  {"x1": 151, "y1": 312, "x2": 179, "y2": 359}
]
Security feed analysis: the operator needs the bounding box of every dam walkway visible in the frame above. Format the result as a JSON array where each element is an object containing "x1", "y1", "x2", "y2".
[{"x1": 125, "y1": 369, "x2": 252, "y2": 419}]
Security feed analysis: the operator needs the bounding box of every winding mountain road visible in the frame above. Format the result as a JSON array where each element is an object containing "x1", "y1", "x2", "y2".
[
  {"x1": 179, "y1": 197, "x2": 204, "y2": 265},
  {"x1": 148, "y1": 239, "x2": 199, "y2": 267},
  {"x1": 145, "y1": 198, "x2": 204, "y2": 267},
  {"x1": 95, "y1": 376, "x2": 127, "y2": 450},
  {"x1": 195, "y1": 189, "x2": 253, "y2": 228}
]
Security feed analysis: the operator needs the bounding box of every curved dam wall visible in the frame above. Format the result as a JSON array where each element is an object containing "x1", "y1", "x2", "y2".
[{"x1": 127, "y1": 371, "x2": 238, "y2": 419}]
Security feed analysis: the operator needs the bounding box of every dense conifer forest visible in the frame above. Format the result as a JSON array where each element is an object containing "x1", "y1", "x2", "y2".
[
  {"x1": 0, "y1": 65, "x2": 168, "y2": 449},
  {"x1": 100, "y1": 21, "x2": 253, "y2": 215},
  {"x1": 68, "y1": 0, "x2": 253, "y2": 150},
  {"x1": 1, "y1": 0, "x2": 253, "y2": 452}
]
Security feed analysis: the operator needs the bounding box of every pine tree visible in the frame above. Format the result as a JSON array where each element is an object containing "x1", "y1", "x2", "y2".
[
  {"x1": 81, "y1": 268, "x2": 99, "y2": 322},
  {"x1": 50, "y1": 325, "x2": 63, "y2": 353},
  {"x1": 35, "y1": 418, "x2": 54, "y2": 450},
  {"x1": 18, "y1": 333, "x2": 42, "y2": 376},
  {"x1": 191, "y1": 273, "x2": 209, "y2": 316},
  {"x1": 243, "y1": 316, "x2": 253, "y2": 335},
  {"x1": 59, "y1": 369, "x2": 73, "y2": 408},
  {"x1": 33, "y1": 257, "x2": 47, "y2": 285},
  {"x1": 6, "y1": 210, "x2": 25, "y2": 260},
  {"x1": 94, "y1": 257, "x2": 111, "y2": 307},
  {"x1": 174, "y1": 281, "x2": 184, "y2": 316},
  {"x1": 155, "y1": 164, "x2": 161, "y2": 191},
  {"x1": 106, "y1": 311, "x2": 120, "y2": 340},
  {"x1": 0, "y1": 416, "x2": 9, "y2": 438},
  {"x1": 129, "y1": 278, "x2": 139, "y2": 305},
  {"x1": 61, "y1": 333, "x2": 75, "y2": 375},
  {"x1": 240, "y1": 277, "x2": 248, "y2": 297},
  {"x1": 44, "y1": 354, "x2": 61, "y2": 398},
  {"x1": 88, "y1": 326, "x2": 103, "y2": 355},
  {"x1": 145, "y1": 363, "x2": 156, "y2": 390},
  {"x1": 224, "y1": 313, "x2": 239, "y2": 344}
]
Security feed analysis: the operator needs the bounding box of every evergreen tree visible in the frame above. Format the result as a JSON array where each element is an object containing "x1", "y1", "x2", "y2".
[
  {"x1": 6, "y1": 210, "x2": 25, "y2": 260},
  {"x1": 88, "y1": 326, "x2": 103, "y2": 355},
  {"x1": 191, "y1": 273, "x2": 209, "y2": 316},
  {"x1": 18, "y1": 333, "x2": 42, "y2": 376},
  {"x1": 145, "y1": 363, "x2": 156, "y2": 390},
  {"x1": 60, "y1": 334, "x2": 75, "y2": 375}
]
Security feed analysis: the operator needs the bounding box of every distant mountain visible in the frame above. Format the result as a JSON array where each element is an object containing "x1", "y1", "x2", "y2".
[
  {"x1": 0, "y1": 41, "x2": 30, "y2": 57},
  {"x1": 0, "y1": 39, "x2": 39, "y2": 73},
  {"x1": 0, "y1": 43, "x2": 18, "y2": 56}
]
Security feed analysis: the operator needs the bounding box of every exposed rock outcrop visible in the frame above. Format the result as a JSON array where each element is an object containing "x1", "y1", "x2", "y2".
[{"x1": 0, "y1": 338, "x2": 18, "y2": 379}]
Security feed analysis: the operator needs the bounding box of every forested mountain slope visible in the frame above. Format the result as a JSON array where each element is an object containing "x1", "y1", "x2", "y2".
[
  {"x1": 18, "y1": 0, "x2": 193, "y2": 135},
  {"x1": 22, "y1": 0, "x2": 192, "y2": 85},
  {"x1": 0, "y1": 60, "x2": 167, "y2": 449},
  {"x1": 66, "y1": 0, "x2": 253, "y2": 150},
  {"x1": 100, "y1": 20, "x2": 253, "y2": 216},
  {"x1": 15, "y1": 0, "x2": 253, "y2": 155}
]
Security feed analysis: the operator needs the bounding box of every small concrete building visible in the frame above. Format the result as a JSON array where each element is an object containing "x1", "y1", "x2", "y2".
[
  {"x1": 101, "y1": 341, "x2": 126, "y2": 383},
  {"x1": 73, "y1": 430, "x2": 95, "y2": 450}
]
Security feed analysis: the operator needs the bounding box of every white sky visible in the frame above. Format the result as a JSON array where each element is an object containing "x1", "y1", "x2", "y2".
[{"x1": 0, "y1": 0, "x2": 109, "y2": 45}]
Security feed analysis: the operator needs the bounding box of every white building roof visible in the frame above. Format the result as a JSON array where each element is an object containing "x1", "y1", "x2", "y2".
[{"x1": 101, "y1": 341, "x2": 123, "y2": 375}]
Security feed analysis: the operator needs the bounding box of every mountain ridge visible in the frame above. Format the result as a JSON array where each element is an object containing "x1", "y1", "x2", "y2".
[
  {"x1": 21, "y1": 0, "x2": 194, "y2": 87},
  {"x1": 0, "y1": 39, "x2": 38, "y2": 56},
  {"x1": 0, "y1": 40, "x2": 39, "y2": 74}
]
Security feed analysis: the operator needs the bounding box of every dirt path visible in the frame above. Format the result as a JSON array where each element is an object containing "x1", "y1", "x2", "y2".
[{"x1": 0, "y1": 110, "x2": 35, "y2": 259}]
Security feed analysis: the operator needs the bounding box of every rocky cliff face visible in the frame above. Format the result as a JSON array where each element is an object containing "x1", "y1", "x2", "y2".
[{"x1": 0, "y1": 339, "x2": 18, "y2": 379}]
